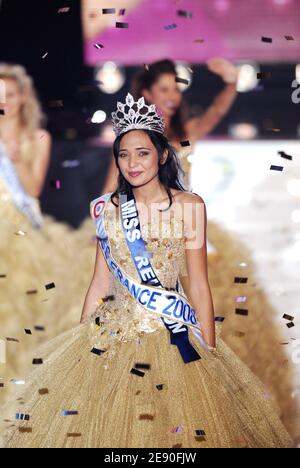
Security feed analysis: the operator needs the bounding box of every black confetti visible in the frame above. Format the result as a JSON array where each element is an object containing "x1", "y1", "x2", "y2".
[
  {"x1": 116, "y1": 22, "x2": 129, "y2": 28},
  {"x1": 234, "y1": 277, "x2": 248, "y2": 284},
  {"x1": 34, "y1": 326, "x2": 45, "y2": 332},
  {"x1": 176, "y1": 77, "x2": 189, "y2": 85},
  {"x1": 195, "y1": 429, "x2": 206, "y2": 436},
  {"x1": 130, "y1": 368, "x2": 145, "y2": 378},
  {"x1": 215, "y1": 317, "x2": 225, "y2": 322},
  {"x1": 45, "y1": 282, "x2": 56, "y2": 290},
  {"x1": 62, "y1": 410, "x2": 78, "y2": 416},
  {"x1": 283, "y1": 314, "x2": 294, "y2": 321},
  {"x1": 156, "y1": 384, "x2": 164, "y2": 391},
  {"x1": 257, "y1": 72, "x2": 271, "y2": 79},
  {"x1": 164, "y1": 24, "x2": 177, "y2": 31},
  {"x1": 235, "y1": 308, "x2": 248, "y2": 316},
  {"x1": 102, "y1": 8, "x2": 116, "y2": 14},
  {"x1": 19, "y1": 427, "x2": 32, "y2": 433},
  {"x1": 284, "y1": 35, "x2": 294, "y2": 41},
  {"x1": 286, "y1": 322, "x2": 295, "y2": 329},
  {"x1": 135, "y1": 363, "x2": 151, "y2": 370},
  {"x1": 16, "y1": 413, "x2": 30, "y2": 421},
  {"x1": 278, "y1": 151, "x2": 292, "y2": 161},
  {"x1": 261, "y1": 36, "x2": 273, "y2": 43},
  {"x1": 91, "y1": 348, "x2": 106, "y2": 356},
  {"x1": 180, "y1": 140, "x2": 191, "y2": 147},
  {"x1": 24, "y1": 329, "x2": 32, "y2": 335},
  {"x1": 32, "y1": 358, "x2": 43, "y2": 365},
  {"x1": 26, "y1": 289, "x2": 38, "y2": 295},
  {"x1": 177, "y1": 10, "x2": 193, "y2": 19}
]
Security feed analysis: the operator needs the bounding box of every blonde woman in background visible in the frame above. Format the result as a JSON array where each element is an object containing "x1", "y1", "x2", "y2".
[{"x1": 0, "y1": 64, "x2": 78, "y2": 404}]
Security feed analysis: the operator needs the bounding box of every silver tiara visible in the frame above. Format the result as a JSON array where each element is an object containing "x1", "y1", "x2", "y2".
[{"x1": 111, "y1": 93, "x2": 165, "y2": 137}]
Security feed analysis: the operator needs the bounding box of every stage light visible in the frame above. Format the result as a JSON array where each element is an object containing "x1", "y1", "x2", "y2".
[
  {"x1": 91, "y1": 110, "x2": 107, "y2": 124},
  {"x1": 236, "y1": 62, "x2": 260, "y2": 92},
  {"x1": 95, "y1": 62, "x2": 125, "y2": 94},
  {"x1": 229, "y1": 123, "x2": 258, "y2": 139}
]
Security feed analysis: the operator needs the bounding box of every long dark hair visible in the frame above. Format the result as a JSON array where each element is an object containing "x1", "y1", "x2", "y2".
[
  {"x1": 111, "y1": 129, "x2": 186, "y2": 210},
  {"x1": 131, "y1": 59, "x2": 187, "y2": 141}
]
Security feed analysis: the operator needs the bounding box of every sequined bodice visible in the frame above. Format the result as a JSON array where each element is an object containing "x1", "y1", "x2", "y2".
[{"x1": 90, "y1": 199, "x2": 189, "y2": 343}]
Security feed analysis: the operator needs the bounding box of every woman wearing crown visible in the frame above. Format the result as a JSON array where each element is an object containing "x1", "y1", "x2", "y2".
[
  {"x1": 78, "y1": 60, "x2": 297, "y2": 434},
  {"x1": 2, "y1": 94, "x2": 293, "y2": 448}
]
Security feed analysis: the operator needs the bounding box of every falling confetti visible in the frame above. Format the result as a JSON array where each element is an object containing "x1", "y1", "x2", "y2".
[
  {"x1": 257, "y1": 72, "x2": 271, "y2": 79},
  {"x1": 139, "y1": 414, "x2": 154, "y2": 421},
  {"x1": 283, "y1": 314, "x2": 294, "y2": 321},
  {"x1": 164, "y1": 24, "x2": 177, "y2": 31},
  {"x1": 176, "y1": 77, "x2": 189, "y2": 85},
  {"x1": 45, "y1": 282, "x2": 56, "y2": 291},
  {"x1": 278, "y1": 151, "x2": 292, "y2": 161},
  {"x1": 32, "y1": 359, "x2": 43, "y2": 365},
  {"x1": 91, "y1": 348, "x2": 106, "y2": 356},
  {"x1": 177, "y1": 10, "x2": 193, "y2": 19},
  {"x1": 261, "y1": 36, "x2": 273, "y2": 43},
  {"x1": 116, "y1": 22, "x2": 129, "y2": 29},
  {"x1": 286, "y1": 322, "x2": 295, "y2": 329},
  {"x1": 62, "y1": 410, "x2": 78, "y2": 416},
  {"x1": 270, "y1": 165, "x2": 284, "y2": 172},
  {"x1": 19, "y1": 427, "x2": 32, "y2": 433},
  {"x1": 134, "y1": 363, "x2": 151, "y2": 370},
  {"x1": 235, "y1": 309, "x2": 249, "y2": 316},
  {"x1": 234, "y1": 277, "x2": 248, "y2": 284},
  {"x1": 130, "y1": 368, "x2": 145, "y2": 378},
  {"x1": 180, "y1": 140, "x2": 191, "y2": 147},
  {"x1": 16, "y1": 413, "x2": 30, "y2": 421}
]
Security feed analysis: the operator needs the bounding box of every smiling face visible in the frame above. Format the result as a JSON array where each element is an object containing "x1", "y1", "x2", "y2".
[
  {"x1": 117, "y1": 130, "x2": 167, "y2": 188},
  {"x1": 142, "y1": 73, "x2": 182, "y2": 119},
  {"x1": 1, "y1": 78, "x2": 24, "y2": 119}
]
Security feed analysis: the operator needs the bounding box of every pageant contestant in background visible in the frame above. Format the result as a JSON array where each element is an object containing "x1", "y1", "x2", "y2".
[
  {"x1": 2, "y1": 94, "x2": 293, "y2": 448},
  {"x1": 99, "y1": 59, "x2": 297, "y2": 433},
  {"x1": 0, "y1": 64, "x2": 77, "y2": 401}
]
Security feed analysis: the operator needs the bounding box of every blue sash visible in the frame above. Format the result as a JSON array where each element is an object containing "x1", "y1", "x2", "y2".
[
  {"x1": 92, "y1": 193, "x2": 207, "y2": 364},
  {"x1": 0, "y1": 143, "x2": 43, "y2": 228}
]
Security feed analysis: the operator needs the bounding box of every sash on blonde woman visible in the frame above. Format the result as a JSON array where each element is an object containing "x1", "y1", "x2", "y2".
[
  {"x1": 0, "y1": 143, "x2": 43, "y2": 228},
  {"x1": 92, "y1": 193, "x2": 208, "y2": 363}
]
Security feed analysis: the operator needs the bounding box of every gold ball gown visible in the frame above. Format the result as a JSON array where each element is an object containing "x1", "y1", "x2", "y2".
[
  {"x1": 1, "y1": 195, "x2": 293, "y2": 448},
  {"x1": 0, "y1": 141, "x2": 76, "y2": 405},
  {"x1": 59, "y1": 146, "x2": 298, "y2": 438}
]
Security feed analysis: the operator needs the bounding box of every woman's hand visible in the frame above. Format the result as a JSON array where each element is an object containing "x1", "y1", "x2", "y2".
[{"x1": 207, "y1": 57, "x2": 239, "y2": 84}]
